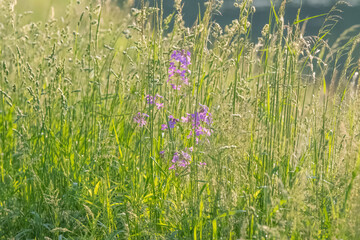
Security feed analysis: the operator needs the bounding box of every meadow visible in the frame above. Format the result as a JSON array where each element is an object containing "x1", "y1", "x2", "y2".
[{"x1": 1, "y1": 0, "x2": 360, "y2": 239}]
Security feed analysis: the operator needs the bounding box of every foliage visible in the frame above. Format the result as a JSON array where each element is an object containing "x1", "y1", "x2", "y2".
[{"x1": 1, "y1": 0, "x2": 360, "y2": 239}]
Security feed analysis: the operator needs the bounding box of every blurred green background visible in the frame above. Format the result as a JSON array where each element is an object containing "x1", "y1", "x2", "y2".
[{"x1": 16, "y1": 0, "x2": 68, "y2": 20}]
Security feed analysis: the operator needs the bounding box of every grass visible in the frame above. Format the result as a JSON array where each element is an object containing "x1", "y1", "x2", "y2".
[{"x1": 1, "y1": 0, "x2": 360, "y2": 239}]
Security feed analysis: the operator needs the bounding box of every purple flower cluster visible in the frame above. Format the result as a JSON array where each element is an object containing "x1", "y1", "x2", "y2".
[
  {"x1": 161, "y1": 104, "x2": 212, "y2": 142},
  {"x1": 168, "y1": 50, "x2": 191, "y2": 90},
  {"x1": 133, "y1": 112, "x2": 149, "y2": 127},
  {"x1": 161, "y1": 115, "x2": 179, "y2": 130},
  {"x1": 182, "y1": 104, "x2": 213, "y2": 142},
  {"x1": 146, "y1": 94, "x2": 164, "y2": 109},
  {"x1": 168, "y1": 147, "x2": 206, "y2": 171},
  {"x1": 132, "y1": 50, "x2": 210, "y2": 171},
  {"x1": 169, "y1": 148, "x2": 193, "y2": 170}
]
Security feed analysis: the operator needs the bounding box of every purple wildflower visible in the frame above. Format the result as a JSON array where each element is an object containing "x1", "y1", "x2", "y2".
[
  {"x1": 187, "y1": 130, "x2": 193, "y2": 139},
  {"x1": 169, "y1": 149, "x2": 192, "y2": 170},
  {"x1": 179, "y1": 160, "x2": 190, "y2": 168},
  {"x1": 168, "y1": 115, "x2": 179, "y2": 128},
  {"x1": 172, "y1": 152, "x2": 179, "y2": 163},
  {"x1": 195, "y1": 126, "x2": 212, "y2": 136},
  {"x1": 133, "y1": 112, "x2": 149, "y2": 127},
  {"x1": 195, "y1": 126, "x2": 204, "y2": 136},
  {"x1": 181, "y1": 114, "x2": 191, "y2": 123},
  {"x1": 162, "y1": 115, "x2": 179, "y2": 131},
  {"x1": 155, "y1": 94, "x2": 163, "y2": 99},
  {"x1": 181, "y1": 150, "x2": 191, "y2": 161},
  {"x1": 156, "y1": 102, "x2": 164, "y2": 109},
  {"x1": 146, "y1": 94, "x2": 164, "y2": 108},
  {"x1": 170, "y1": 83, "x2": 181, "y2": 90},
  {"x1": 168, "y1": 50, "x2": 191, "y2": 90},
  {"x1": 146, "y1": 95, "x2": 155, "y2": 104},
  {"x1": 189, "y1": 104, "x2": 212, "y2": 128},
  {"x1": 183, "y1": 104, "x2": 213, "y2": 142},
  {"x1": 159, "y1": 150, "x2": 165, "y2": 158}
]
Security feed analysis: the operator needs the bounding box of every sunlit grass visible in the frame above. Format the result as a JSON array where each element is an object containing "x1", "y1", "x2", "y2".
[{"x1": 1, "y1": 0, "x2": 360, "y2": 239}]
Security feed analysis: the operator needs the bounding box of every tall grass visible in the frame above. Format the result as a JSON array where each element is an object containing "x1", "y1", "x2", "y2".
[{"x1": 1, "y1": 0, "x2": 360, "y2": 239}]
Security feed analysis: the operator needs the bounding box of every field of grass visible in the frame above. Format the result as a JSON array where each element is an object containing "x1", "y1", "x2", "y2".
[{"x1": 1, "y1": 0, "x2": 360, "y2": 239}]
